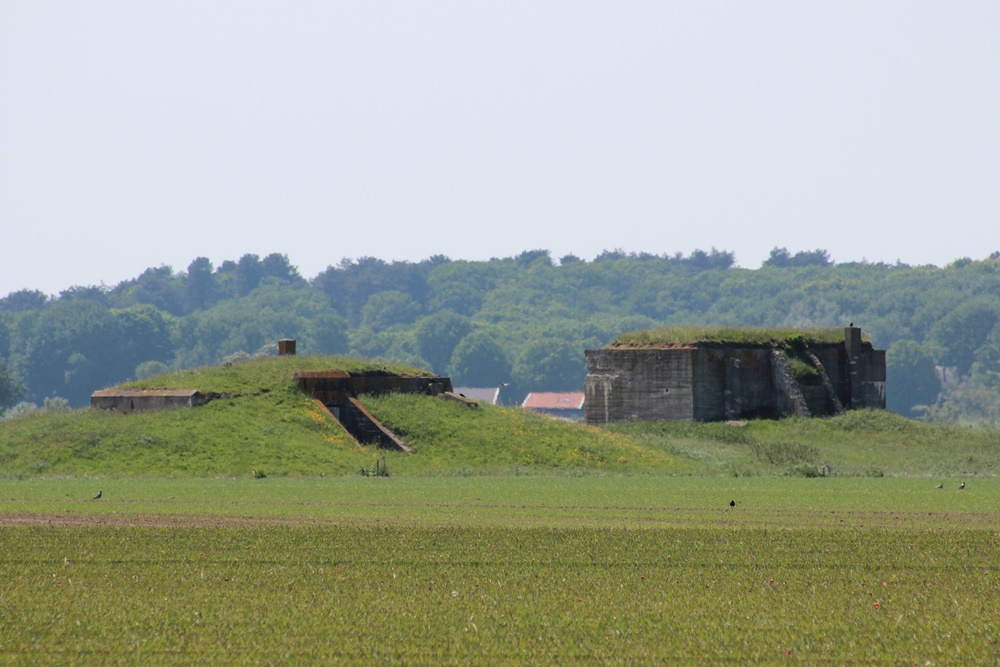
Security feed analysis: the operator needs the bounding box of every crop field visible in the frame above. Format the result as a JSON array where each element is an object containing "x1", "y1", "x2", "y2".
[{"x1": 2, "y1": 476, "x2": 998, "y2": 665}]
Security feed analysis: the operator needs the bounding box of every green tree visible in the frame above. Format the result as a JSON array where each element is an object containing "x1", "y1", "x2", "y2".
[
  {"x1": 13, "y1": 300, "x2": 123, "y2": 405},
  {"x1": 0, "y1": 359, "x2": 26, "y2": 409},
  {"x1": 114, "y1": 305, "x2": 174, "y2": 370},
  {"x1": 360, "y1": 291, "x2": 422, "y2": 332},
  {"x1": 449, "y1": 330, "x2": 510, "y2": 387},
  {"x1": 0, "y1": 289, "x2": 48, "y2": 313},
  {"x1": 512, "y1": 338, "x2": 585, "y2": 392},
  {"x1": 236, "y1": 254, "x2": 264, "y2": 296},
  {"x1": 886, "y1": 339, "x2": 939, "y2": 417},
  {"x1": 131, "y1": 266, "x2": 184, "y2": 315},
  {"x1": 927, "y1": 296, "x2": 1000, "y2": 375},
  {"x1": 185, "y1": 257, "x2": 216, "y2": 311},
  {"x1": 763, "y1": 247, "x2": 832, "y2": 268},
  {"x1": 172, "y1": 284, "x2": 325, "y2": 368},
  {"x1": 261, "y1": 253, "x2": 307, "y2": 288},
  {"x1": 314, "y1": 257, "x2": 433, "y2": 325},
  {"x1": 0, "y1": 318, "x2": 10, "y2": 360},
  {"x1": 426, "y1": 261, "x2": 499, "y2": 316},
  {"x1": 306, "y1": 312, "x2": 350, "y2": 355},
  {"x1": 413, "y1": 310, "x2": 473, "y2": 374}
]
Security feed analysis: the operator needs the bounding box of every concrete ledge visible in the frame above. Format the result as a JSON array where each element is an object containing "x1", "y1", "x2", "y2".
[
  {"x1": 91, "y1": 389, "x2": 211, "y2": 414},
  {"x1": 441, "y1": 392, "x2": 480, "y2": 407}
]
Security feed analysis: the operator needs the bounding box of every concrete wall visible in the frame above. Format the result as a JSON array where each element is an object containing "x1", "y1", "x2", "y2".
[
  {"x1": 585, "y1": 328, "x2": 886, "y2": 424},
  {"x1": 585, "y1": 348, "x2": 696, "y2": 424},
  {"x1": 690, "y1": 348, "x2": 780, "y2": 421}
]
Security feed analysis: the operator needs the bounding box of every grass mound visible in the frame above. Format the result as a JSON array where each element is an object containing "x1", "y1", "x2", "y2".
[
  {"x1": 0, "y1": 384, "x2": 367, "y2": 478},
  {"x1": 1, "y1": 355, "x2": 683, "y2": 478}
]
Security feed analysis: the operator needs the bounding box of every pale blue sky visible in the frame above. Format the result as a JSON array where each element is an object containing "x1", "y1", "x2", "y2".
[{"x1": 2, "y1": 1, "x2": 998, "y2": 296}]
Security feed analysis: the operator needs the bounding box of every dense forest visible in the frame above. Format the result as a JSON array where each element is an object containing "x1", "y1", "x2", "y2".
[{"x1": 2, "y1": 247, "x2": 1000, "y2": 425}]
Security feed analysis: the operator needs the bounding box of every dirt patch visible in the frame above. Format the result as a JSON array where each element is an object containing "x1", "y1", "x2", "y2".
[{"x1": 0, "y1": 513, "x2": 346, "y2": 528}]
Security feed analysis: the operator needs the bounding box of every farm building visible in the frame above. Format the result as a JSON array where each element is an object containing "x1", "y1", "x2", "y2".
[{"x1": 584, "y1": 326, "x2": 885, "y2": 424}]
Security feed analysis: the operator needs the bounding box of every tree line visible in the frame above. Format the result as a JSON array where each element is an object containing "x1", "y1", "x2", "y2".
[{"x1": 2, "y1": 248, "x2": 1000, "y2": 425}]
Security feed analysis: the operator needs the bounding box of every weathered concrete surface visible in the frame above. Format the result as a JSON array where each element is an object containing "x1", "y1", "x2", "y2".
[
  {"x1": 585, "y1": 348, "x2": 695, "y2": 423},
  {"x1": 585, "y1": 327, "x2": 885, "y2": 424},
  {"x1": 90, "y1": 389, "x2": 212, "y2": 414}
]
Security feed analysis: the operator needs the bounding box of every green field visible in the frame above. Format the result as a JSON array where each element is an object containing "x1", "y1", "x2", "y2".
[
  {"x1": 2, "y1": 357, "x2": 999, "y2": 663},
  {"x1": 1, "y1": 477, "x2": 999, "y2": 664}
]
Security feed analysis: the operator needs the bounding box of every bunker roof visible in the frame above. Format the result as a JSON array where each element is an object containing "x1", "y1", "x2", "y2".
[
  {"x1": 91, "y1": 389, "x2": 203, "y2": 398},
  {"x1": 608, "y1": 326, "x2": 870, "y2": 349}
]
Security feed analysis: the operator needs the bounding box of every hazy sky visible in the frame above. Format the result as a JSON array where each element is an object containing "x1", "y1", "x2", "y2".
[{"x1": 2, "y1": 1, "x2": 998, "y2": 297}]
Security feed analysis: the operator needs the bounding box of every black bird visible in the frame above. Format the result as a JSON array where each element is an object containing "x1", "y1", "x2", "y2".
[
  {"x1": 958, "y1": 482, "x2": 966, "y2": 490},
  {"x1": 92, "y1": 490, "x2": 102, "y2": 500},
  {"x1": 935, "y1": 483, "x2": 944, "y2": 489},
  {"x1": 729, "y1": 500, "x2": 736, "y2": 508}
]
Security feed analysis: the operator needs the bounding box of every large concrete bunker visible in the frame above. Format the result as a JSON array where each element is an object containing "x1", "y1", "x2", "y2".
[{"x1": 585, "y1": 326, "x2": 885, "y2": 424}]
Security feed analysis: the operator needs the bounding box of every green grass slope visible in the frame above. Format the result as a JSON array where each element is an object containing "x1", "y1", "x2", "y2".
[
  {"x1": 357, "y1": 393, "x2": 688, "y2": 476},
  {"x1": 0, "y1": 356, "x2": 687, "y2": 478},
  {"x1": 0, "y1": 384, "x2": 367, "y2": 478},
  {"x1": 611, "y1": 409, "x2": 1000, "y2": 478}
]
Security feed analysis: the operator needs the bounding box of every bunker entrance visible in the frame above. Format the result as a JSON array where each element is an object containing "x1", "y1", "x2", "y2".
[{"x1": 294, "y1": 371, "x2": 452, "y2": 453}]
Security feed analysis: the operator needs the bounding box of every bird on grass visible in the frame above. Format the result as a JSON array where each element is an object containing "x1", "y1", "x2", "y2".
[
  {"x1": 958, "y1": 482, "x2": 966, "y2": 490},
  {"x1": 729, "y1": 500, "x2": 736, "y2": 508},
  {"x1": 92, "y1": 490, "x2": 102, "y2": 500},
  {"x1": 935, "y1": 483, "x2": 944, "y2": 489}
]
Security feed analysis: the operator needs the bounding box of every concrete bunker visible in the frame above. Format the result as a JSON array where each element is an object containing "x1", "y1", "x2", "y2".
[
  {"x1": 294, "y1": 370, "x2": 452, "y2": 452},
  {"x1": 90, "y1": 335, "x2": 453, "y2": 452},
  {"x1": 584, "y1": 326, "x2": 885, "y2": 424},
  {"x1": 90, "y1": 370, "x2": 451, "y2": 453},
  {"x1": 90, "y1": 389, "x2": 214, "y2": 414}
]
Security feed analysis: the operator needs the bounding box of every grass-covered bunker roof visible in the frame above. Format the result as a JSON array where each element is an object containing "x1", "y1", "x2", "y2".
[{"x1": 607, "y1": 326, "x2": 870, "y2": 349}]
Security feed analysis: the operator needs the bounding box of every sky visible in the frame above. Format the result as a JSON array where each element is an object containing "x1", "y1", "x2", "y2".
[{"x1": 2, "y1": 1, "x2": 998, "y2": 297}]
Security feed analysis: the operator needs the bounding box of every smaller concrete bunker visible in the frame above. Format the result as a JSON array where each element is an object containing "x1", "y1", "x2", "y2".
[
  {"x1": 90, "y1": 337, "x2": 453, "y2": 452},
  {"x1": 90, "y1": 389, "x2": 213, "y2": 413},
  {"x1": 585, "y1": 326, "x2": 885, "y2": 424}
]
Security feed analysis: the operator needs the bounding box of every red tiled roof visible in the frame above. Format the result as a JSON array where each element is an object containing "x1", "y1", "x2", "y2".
[{"x1": 522, "y1": 392, "x2": 585, "y2": 410}]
